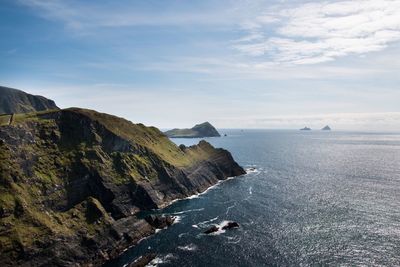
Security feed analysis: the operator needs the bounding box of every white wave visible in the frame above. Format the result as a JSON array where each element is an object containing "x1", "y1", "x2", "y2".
[
  {"x1": 249, "y1": 186, "x2": 253, "y2": 195},
  {"x1": 165, "y1": 175, "x2": 240, "y2": 207},
  {"x1": 245, "y1": 167, "x2": 260, "y2": 174},
  {"x1": 225, "y1": 203, "x2": 237, "y2": 215},
  {"x1": 146, "y1": 253, "x2": 176, "y2": 267},
  {"x1": 194, "y1": 216, "x2": 219, "y2": 229},
  {"x1": 173, "y1": 215, "x2": 182, "y2": 224},
  {"x1": 177, "y1": 243, "x2": 198, "y2": 251},
  {"x1": 226, "y1": 236, "x2": 242, "y2": 244},
  {"x1": 169, "y1": 208, "x2": 204, "y2": 215},
  {"x1": 178, "y1": 232, "x2": 189, "y2": 238}
]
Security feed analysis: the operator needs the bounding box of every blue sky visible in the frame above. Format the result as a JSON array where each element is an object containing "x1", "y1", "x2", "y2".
[{"x1": 1, "y1": 0, "x2": 400, "y2": 130}]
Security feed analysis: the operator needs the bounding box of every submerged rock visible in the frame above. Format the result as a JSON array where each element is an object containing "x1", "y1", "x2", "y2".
[{"x1": 204, "y1": 225, "x2": 219, "y2": 234}]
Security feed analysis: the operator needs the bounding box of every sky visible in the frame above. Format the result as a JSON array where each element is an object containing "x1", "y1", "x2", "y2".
[{"x1": 1, "y1": 0, "x2": 400, "y2": 130}]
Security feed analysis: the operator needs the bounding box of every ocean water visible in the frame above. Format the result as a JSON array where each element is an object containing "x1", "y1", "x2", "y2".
[{"x1": 105, "y1": 130, "x2": 400, "y2": 266}]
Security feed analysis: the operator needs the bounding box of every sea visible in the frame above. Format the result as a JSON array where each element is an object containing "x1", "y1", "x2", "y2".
[{"x1": 105, "y1": 130, "x2": 400, "y2": 266}]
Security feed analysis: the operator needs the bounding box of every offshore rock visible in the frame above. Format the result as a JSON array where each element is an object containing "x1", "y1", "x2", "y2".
[{"x1": 222, "y1": 221, "x2": 240, "y2": 230}]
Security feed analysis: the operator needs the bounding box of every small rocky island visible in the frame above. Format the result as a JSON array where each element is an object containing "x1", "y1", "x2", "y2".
[
  {"x1": 322, "y1": 125, "x2": 331, "y2": 131},
  {"x1": 164, "y1": 121, "x2": 221, "y2": 138},
  {"x1": 300, "y1": 126, "x2": 311, "y2": 131},
  {"x1": 0, "y1": 88, "x2": 245, "y2": 266}
]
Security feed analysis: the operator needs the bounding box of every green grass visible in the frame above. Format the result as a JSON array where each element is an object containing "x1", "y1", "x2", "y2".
[{"x1": 0, "y1": 115, "x2": 11, "y2": 126}]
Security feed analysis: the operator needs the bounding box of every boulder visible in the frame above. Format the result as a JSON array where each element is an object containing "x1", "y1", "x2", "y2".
[
  {"x1": 145, "y1": 215, "x2": 175, "y2": 229},
  {"x1": 222, "y1": 221, "x2": 239, "y2": 230}
]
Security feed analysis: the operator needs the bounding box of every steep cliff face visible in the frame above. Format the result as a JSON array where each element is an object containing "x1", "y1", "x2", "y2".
[
  {"x1": 0, "y1": 108, "x2": 244, "y2": 266},
  {"x1": 0, "y1": 86, "x2": 59, "y2": 115}
]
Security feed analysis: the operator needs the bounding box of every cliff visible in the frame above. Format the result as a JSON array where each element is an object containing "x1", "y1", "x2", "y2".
[
  {"x1": 0, "y1": 86, "x2": 59, "y2": 115},
  {"x1": 0, "y1": 108, "x2": 244, "y2": 266},
  {"x1": 164, "y1": 122, "x2": 220, "y2": 138}
]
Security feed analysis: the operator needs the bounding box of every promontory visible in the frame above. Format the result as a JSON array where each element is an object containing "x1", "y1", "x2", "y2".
[{"x1": 0, "y1": 89, "x2": 245, "y2": 266}]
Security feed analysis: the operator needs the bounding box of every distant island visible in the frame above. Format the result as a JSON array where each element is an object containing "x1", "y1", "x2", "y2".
[
  {"x1": 322, "y1": 125, "x2": 331, "y2": 131},
  {"x1": 164, "y1": 122, "x2": 221, "y2": 138},
  {"x1": 300, "y1": 126, "x2": 311, "y2": 131}
]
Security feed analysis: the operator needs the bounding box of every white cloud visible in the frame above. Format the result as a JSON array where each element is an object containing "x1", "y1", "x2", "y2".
[{"x1": 234, "y1": 0, "x2": 400, "y2": 64}]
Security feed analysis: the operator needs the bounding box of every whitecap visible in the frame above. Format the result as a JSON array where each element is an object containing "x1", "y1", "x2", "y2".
[
  {"x1": 177, "y1": 243, "x2": 198, "y2": 251},
  {"x1": 196, "y1": 216, "x2": 219, "y2": 228},
  {"x1": 225, "y1": 203, "x2": 237, "y2": 215},
  {"x1": 146, "y1": 253, "x2": 176, "y2": 267},
  {"x1": 173, "y1": 215, "x2": 182, "y2": 224},
  {"x1": 169, "y1": 208, "x2": 204, "y2": 215},
  {"x1": 245, "y1": 167, "x2": 260, "y2": 174},
  {"x1": 178, "y1": 232, "x2": 189, "y2": 238}
]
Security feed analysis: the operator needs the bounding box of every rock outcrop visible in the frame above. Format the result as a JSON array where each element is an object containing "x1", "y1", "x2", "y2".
[
  {"x1": 321, "y1": 125, "x2": 331, "y2": 131},
  {"x1": 222, "y1": 221, "x2": 239, "y2": 230},
  {"x1": 203, "y1": 221, "x2": 239, "y2": 234},
  {"x1": 0, "y1": 86, "x2": 59, "y2": 115},
  {"x1": 0, "y1": 108, "x2": 245, "y2": 266},
  {"x1": 300, "y1": 126, "x2": 311, "y2": 131},
  {"x1": 164, "y1": 122, "x2": 220, "y2": 138}
]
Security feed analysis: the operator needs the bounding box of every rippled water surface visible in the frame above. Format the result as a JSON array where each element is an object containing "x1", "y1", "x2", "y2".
[{"x1": 106, "y1": 130, "x2": 400, "y2": 266}]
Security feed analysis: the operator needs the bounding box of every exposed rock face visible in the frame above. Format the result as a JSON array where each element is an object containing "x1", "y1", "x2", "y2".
[
  {"x1": 145, "y1": 215, "x2": 175, "y2": 229},
  {"x1": 164, "y1": 122, "x2": 220, "y2": 138},
  {"x1": 0, "y1": 108, "x2": 245, "y2": 266},
  {"x1": 0, "y1": 86, "x2": 59, "y2": 114}
]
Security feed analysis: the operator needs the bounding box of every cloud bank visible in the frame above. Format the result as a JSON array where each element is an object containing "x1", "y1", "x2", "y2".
[{"x1": 234, "y1": 0, "x2": 400, "y2": 64}]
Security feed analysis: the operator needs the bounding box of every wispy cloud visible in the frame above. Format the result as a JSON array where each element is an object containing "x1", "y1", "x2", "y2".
[
  {"x1": 17, "y1": 0, "x2": 241, "y2": 30},
  {"x1": 234, "y1": 0, "x2": 400, "y2": 64}
]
